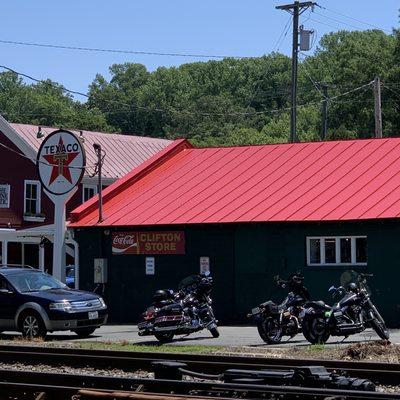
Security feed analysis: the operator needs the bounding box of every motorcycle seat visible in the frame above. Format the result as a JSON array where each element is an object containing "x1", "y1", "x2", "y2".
[{"x1": 307, "y1": 300, "x2": 331, "y2": 310}]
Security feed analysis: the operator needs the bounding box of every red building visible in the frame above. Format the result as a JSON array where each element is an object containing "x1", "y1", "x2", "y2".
[{"x1": 0, "y1": 114, "x2": 171, "y2": 283}]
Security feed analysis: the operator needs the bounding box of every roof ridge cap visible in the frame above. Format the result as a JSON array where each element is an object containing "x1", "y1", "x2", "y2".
[{"x1": 69, "y1": 138, "x2": 191, "y2": 223}]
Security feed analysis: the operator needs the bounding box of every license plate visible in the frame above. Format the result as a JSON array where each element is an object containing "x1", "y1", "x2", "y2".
[{"x1": 88, "y1": 311, "x2": 98, "y2": 320}]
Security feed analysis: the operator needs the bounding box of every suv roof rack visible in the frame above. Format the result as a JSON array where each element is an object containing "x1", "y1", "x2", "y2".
[{"x1": 0, "y1": 264, "x2": 35, "y2": 270}]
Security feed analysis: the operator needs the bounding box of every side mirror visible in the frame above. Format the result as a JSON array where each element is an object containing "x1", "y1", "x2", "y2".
[
  {"x1": 0, "y1": 288, "x2": 13, "y2": 295},
  {"x1": 328, "y1": 285, "x2": 336, "y2": 293}
]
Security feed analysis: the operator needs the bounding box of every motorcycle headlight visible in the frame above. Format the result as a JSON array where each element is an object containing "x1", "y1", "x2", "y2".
[
  {"x1": 49, "y1": 301, "x2": 72, "y2": 312},
  {"x1": 99, "y1": 297, "x2": 106, "y2": 308}
]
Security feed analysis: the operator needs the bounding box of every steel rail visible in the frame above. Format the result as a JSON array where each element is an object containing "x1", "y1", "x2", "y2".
[
  {"x1": 0, "y1": 344, "x2": 398, "y2": 385},
  {"x1": 0, "y1": 368, "x2": 398, "y2": 400}
]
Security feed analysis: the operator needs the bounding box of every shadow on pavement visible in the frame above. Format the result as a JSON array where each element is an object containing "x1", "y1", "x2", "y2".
[
  {"x1": 133, "y1": 335, "x2": 215, "y2": 346},
  {"x1": 0, "y1": 333, "x2": 103, "y2": 342}
]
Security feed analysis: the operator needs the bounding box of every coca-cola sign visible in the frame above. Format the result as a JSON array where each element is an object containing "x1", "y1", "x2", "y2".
[{"x1": 112, "y1": 231, "x2": 185, "y2": 255}]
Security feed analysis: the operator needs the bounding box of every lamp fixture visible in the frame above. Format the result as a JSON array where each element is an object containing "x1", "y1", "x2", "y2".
[
  {"x1": 79, "y1": 130, "x2": 85, "y2": 143},
  {"x1": 36, "y1": 126, "x2": 44, "y2": 139}
]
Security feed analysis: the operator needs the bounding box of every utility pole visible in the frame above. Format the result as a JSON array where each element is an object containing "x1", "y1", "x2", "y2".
[
  {"x1": 276, "y1": 1, "x2": 317, "y2": 143},
  {"x1": 373, "y1": 76, "x2": 383, "y2": 138},
  {"x1": 321, "y1": 84, "x2": 328, "y2": 140}
]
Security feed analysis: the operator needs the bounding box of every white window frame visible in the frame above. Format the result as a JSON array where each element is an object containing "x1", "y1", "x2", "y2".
[
  {"x1": 0, "y1": 184, "x2": 10, "y2": 208},
  {"x1": 24, "y1": 180, "x2": 41, "y2": 215},
  {"x1": 306, "y1": 236, "x2": 367, "y2": 266},
  {"x1": 82, "y1": 184, "x2": 98, "y2": 203}
]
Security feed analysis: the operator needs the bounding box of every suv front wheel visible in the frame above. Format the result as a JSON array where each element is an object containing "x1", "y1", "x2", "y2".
[{"x1": 19, "y1": 311, "x2": 47, "y2": 339}]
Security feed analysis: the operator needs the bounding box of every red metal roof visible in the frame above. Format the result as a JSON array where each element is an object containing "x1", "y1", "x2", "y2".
[
  {"x1": 70, "y1": 138, "x2": 400, "y2": 227},
  {"x1": 10, "y1": 123, "x2": 171, "y2": 180}
]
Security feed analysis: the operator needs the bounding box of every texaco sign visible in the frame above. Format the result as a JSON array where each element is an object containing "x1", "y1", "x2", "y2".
[{"x1": 36, "y1": 130, "x2": 86, "y2": 195}]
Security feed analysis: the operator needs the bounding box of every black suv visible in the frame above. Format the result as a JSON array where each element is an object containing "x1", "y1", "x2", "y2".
[{"x1": 0, "y1": 266, "x2": 108, "y2": 339}]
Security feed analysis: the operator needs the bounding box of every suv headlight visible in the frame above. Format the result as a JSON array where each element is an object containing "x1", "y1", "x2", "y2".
[
  {"x1": 49, "y1": 301, "x2": 72, "y2": 312},
  {"x1": 99, "y1": 297, "x2": 106, "y2": 308}
]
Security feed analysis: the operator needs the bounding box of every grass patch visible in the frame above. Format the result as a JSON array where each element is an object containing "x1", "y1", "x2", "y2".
[
  {"x1": 77, "y1": 341, "x2": 224, "y2": 354},
  {"x1": 306, "y1": 344, "x2": 326, "y2": 352}
]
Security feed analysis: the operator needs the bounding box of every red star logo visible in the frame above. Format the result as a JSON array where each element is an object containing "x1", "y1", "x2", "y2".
[{"x1": 42, "y1": 137, "x2": 79, "y2": 185}]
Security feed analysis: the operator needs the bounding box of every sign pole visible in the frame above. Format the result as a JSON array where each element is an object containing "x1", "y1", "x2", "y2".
[
  {"x1": 53, "y1": 196, "x2": 67, "y2": 282},
  {"x1": 47, "y1": 188, "x2": 77, "y2": 281}
]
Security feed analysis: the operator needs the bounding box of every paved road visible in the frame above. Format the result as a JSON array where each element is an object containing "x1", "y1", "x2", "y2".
[{"x1": 3, "y1": 325, "x2": 395, "y2": 347}]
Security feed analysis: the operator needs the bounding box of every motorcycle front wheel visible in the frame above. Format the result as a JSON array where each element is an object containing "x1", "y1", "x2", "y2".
[
  {"x1": 259, "y1": 317, "x2": 283, "y2": 344},
  {"x1": 154, "y1": 332, "x2": 174, "y2": 343},
  {"x1": 369, "y1": 309, "x2": 389, "y2": 340},
  {"x1": 302, "y1": 315, "x2": 330, "y2": 344},
  {"x1": 209, "y1": 327, "x2": 220, "y2": 338}
]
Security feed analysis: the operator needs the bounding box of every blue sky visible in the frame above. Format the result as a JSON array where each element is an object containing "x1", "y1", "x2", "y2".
[{"x1": 1, "y1": 1, "x2": 398, "y2": 97}]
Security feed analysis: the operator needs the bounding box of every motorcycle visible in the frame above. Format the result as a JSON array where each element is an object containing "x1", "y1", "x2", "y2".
[
  {"x1": 138, "y1": 272, "x2": 219, "y2": 343},
  {"x1": 302, "y1": 273, "x2": 389, "y2": 344},
  {"x1": 249, "y1": 273, "x2": 310, "y2": 344}
]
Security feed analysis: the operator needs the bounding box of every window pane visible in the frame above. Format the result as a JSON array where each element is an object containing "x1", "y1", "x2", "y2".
[
  {"x1": 26, "y1": 184, "x2": 32, "y2": 199},
  {"x1": 325, "y1": 238, "x2": 336, "y2": 263},
  {"x1": 309, "y1": 239, "x2": 321, "y2": 264},
  {"x1": 340, "y1": 238, "x2": 351, "y2": 263},
  {"x1": 84, "y1": 187, "x2": 96, "y2": 201},
  {"x1": 31, "y1": 184, "x2": 37, "y2": 199},
  {"x1": 356, "y1": 237, "x2": 367, "y2": 263},
  {"x1": 26, "y1": 199, "x2": 33, "y2": 214}
]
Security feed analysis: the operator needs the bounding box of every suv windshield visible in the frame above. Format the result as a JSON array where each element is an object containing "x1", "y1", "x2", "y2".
[{"x1": 6, "y1": 271, "x2": 66, "y2": 293}]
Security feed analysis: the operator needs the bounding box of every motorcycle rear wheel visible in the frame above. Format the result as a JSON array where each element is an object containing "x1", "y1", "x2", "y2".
[
  {"x1": 302, "y1": 316, "x2": 330, "y2": 344},
  {"x1": 154, "y1": 332, "x2": 174, "y2": 343},
  {"x1": 259, "y1": 317, "x2": 283, "y2": 344}
]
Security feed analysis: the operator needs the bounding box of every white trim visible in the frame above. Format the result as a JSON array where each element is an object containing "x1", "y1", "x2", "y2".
[
  {"x1": 82, "y1": 184, "x2": 98, "y2": 203},
  {"x1": 1, "y1": 241, "x2": 7, "y2": 264},
  {"x1": 23, "y1": 216, "x2": 45, "y2": 223},
  {"x1": 306, "y1": 236, "x2": 367, "y2": 267},
  {"x1": 0, "y1": 114, "x2": 36, "y2": 160},
  {"x1": 23, "y1": 180, "x2": 41, "y2": 216},
  {"x1": 81, "y1": 176, "x2": 115, "y2": 186},
  {"x1": 0, "y1": 184, "x2": 10, "y2": 208}
]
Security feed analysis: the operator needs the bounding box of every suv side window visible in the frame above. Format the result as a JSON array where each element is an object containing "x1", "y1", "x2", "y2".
[{"x1": 0, "y1": 277, "x2": 11, "y2": 291}]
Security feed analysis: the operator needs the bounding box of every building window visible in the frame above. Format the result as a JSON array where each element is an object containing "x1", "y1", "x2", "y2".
[
  {"x1": 0, "y1": 184, "x2": 10, "y2": 208},
  {"x1": 306, "y1": 236, "x2": 367, "y2": 266},
  {"x1": 82, "y1": 184, "x2": 98, "y2": 203},
  {"x1": 24, "y1": 180, "x2": 41, "y2": 215}
]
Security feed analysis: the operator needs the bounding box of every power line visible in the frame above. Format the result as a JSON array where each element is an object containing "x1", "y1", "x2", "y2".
[
  {"x1": 382, "y1": 84, "x2": 400, "y2": 100},
  {"x1": 316, "y1": 5, "x2": 392, "y2": 33},
  {"x1": 313, "y1": 10, "x2": 369, "y2": 31},
  {"x1": 307, "y1": 16, "x2": 347, "y2": 31},
  {"x1": 0, "y1": 39, "x2": 246, "y2": 60},
  {"x1": 298, "y1": 53, "x2": 327, "y2": 99},
  {"x1": 0, "y1": 140, "x2": 91, "y2": 170},
  {"x1": 243, "y1": 16, "x2": 292, "y2": 116},
  {"x1": 328, "y1": 82, "x2": 373, "y2": 102}
]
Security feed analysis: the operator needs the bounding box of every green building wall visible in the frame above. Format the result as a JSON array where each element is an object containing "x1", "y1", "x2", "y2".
[{"x1": 74, "y1": 219, "x2": 400, "y2": 327}]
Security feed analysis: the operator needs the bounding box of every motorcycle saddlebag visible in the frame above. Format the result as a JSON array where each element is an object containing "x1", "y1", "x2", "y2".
[
  {"x1": 154, "y1": 303, "x2": 185, "y2": 328},
  {"x1": 260, "y1": 301, "x2": 279, "y2": 315}
]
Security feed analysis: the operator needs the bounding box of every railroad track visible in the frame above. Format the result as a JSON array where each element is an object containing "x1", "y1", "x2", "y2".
[
  {"x1": 0, "y1": 344, "x2": 399, "y2": 385},
  {"x1": 0, "y1": 345, "x2": 399, "y2": 399},
  {"x1": 0, "y1": 368, "x2": 398, "y2": 400}
]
